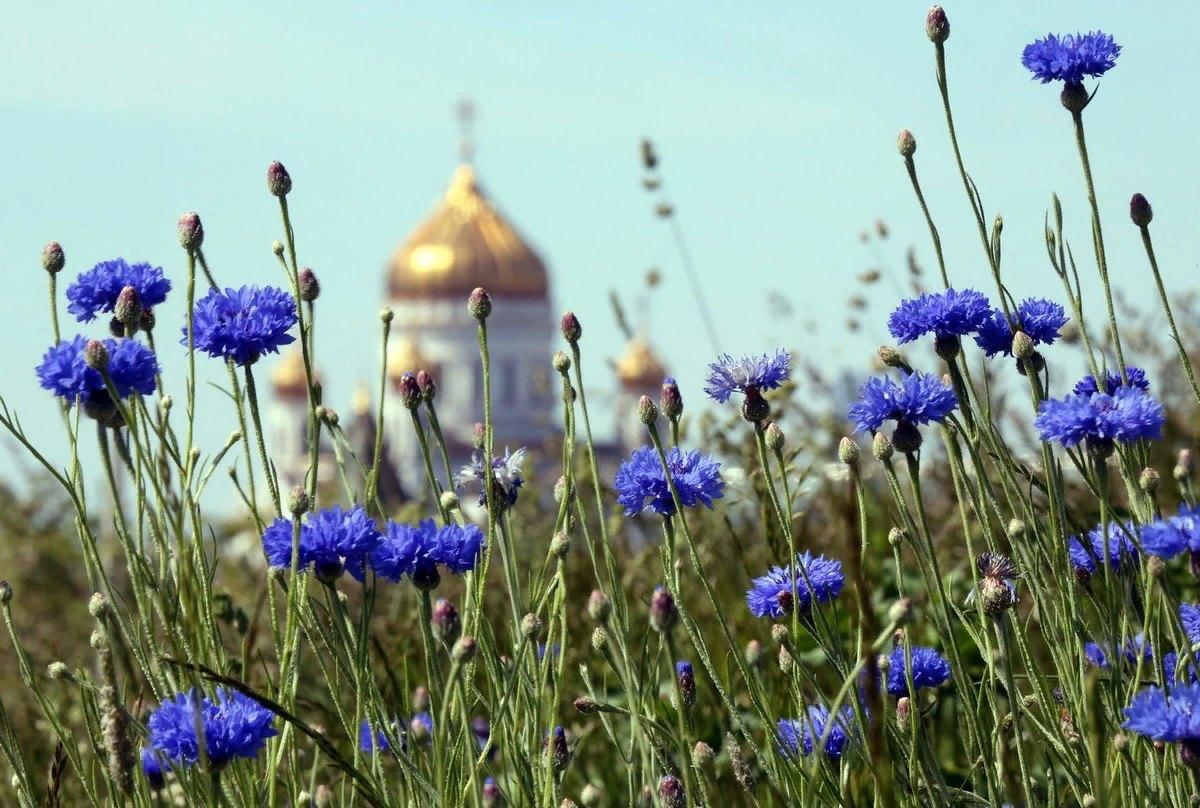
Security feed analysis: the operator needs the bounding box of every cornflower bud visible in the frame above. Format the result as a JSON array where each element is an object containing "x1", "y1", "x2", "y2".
[
  {"x1": 778, "y1": 645, "x2": 794, "y2": 674},
  {"x1": 1147, "y1": 555, "x2": 1166, "y2": 579},
  {"x1": 47, "y1": 661, "x2": 72, "y2": 681},
  {"x1": 177, "y1": 212, "x2": 204, "y2": 252},
  {"x1": 552, "y1": 351, "x2": 571, "y2": 374},
  {"x1": 288, "y1": 486, "x2": 311, "y2": 517},
  {"x1": 591, "y1": 627, "x2": 609, "y2": 653},
  {"x1": 549, "y1": 531, "x2": 569, "y2": 560},
  {"x1": 925, "y1": 6, "x2": 949, "y2": 43},
  {"x1": 0, "y1": 581, "x2": 14, "y2": 605},
  {"x1": 298, "y1": 267, "x2": 320, "y2": 302},
  {"x1": 637, "y1": 394, "x2": 658, "y2": 425},
  {"x1": 1176, "y1": 449, "x2": 1196, "y2": 483},
  {"x1": 1130, "y1": 193, "x2": 1153, "y2": 227},
  {"x1": 267, "y1": 161, "x2": 292, "y2": 197},
  {"x1": 521, "y1": 612, "x2": 544, "y2": 642},
  {"x1": 573, "y1": 696, "x2": 599, "y2": 714},
  {"x1": 84, "y1": 340, "x2": 109, "y2": 371},
  {"x1": 692, "y1": 740, "x2": 714, "y2": 769},
  {"x1": 88, "y1": 592, "x2": 111, "y2": 620},
  {"x1": 872, "y1": 431, "x2": 894, "y2": 461},
  {"x1": 408, "y1": 716, "x2": 431, "y2": 746},
  {"x1": 888, "y1": 526, "x2": 906, "y2": 547},
  {"x1": 90, "y1": 629, "x2": 106, "y2": 650},
  {"x1": 877, "y1": 345, "x2": 910, "y2": 371},
  {"x1": 771, "y1": 624, "x2": 790, "y2": 646},
  {"x1": 440, "y1": 491, "x2": 459, "y2": 511},
  {"x1": 897, "y1": 129, "x2": 916, "y2": 158},
  {"x1": 887, "y1": 597, "x2": 914, "y2": 626},
  {"x1": 412, "y1": 686, "x2": 430, "y2": 713},
  {"x1": 560, "y1": 799, "x2": 577, "y2": 808},
  {"x1": 416, "y1": 369, "x2": 436, "y2": 402},
  {"x1": 764, "y1": 421, "x2": 785, "y2": 452},
  {"x1": 317, "y1": 406, "x2": 339, "y2": 427},
  {"x1": 432, "y1": 598, "x2": 460, "y2": 644},
  {"x1": 379, "y1": 307, "x2": 394, "y2": 325},
  {"x1": 313, "y1": 786, "x2": 334, "y2": 807},
  {"x1": 660, "y1": 377, "x2": 682, "y2": 420},
  {"x1": 649, "y1": 586, "x2": 677, "y2": 632},
  {"x1": 1140, "y1": 467, "x2": 1161, "y2": 495},
  {"x1": 580, "y1": 785, "x2": 603, "y2": 808},
  {"x1": 896, "y1": 696, "x2": 911, "y2": 724},
  {"x1": 482, "y1": 778, "x2": 503, "y2": 807},
  {"x1": 272, "y1": 240, "x2": 285, "y2": 257},
  {"x1": 675, "y1": 661, "x2": 696, "y2": 709},
  {"x1": 554, "y1": 476, "x2": 569, "y2": 503},
  {"x1": 1012, "y1": 331, "x2": 1035, "y2": 361},
  {"x1": 472, "y1": 422, "x2": 486, "y2": 449},
  {"x1": 838, "y1": 436, "x2": 859, "y2": 468},
  {"x1": 549, "y1": 726, "x2": 571, "y2": 773},
  {"x1": 468, "y1": 287, "x2": 493, "y2": 321},
  {"x1": 398, "y1": 373, "x2": 421, "y2": 410},
  {"x1": 560, "y1": 311, "x2": 582, "y2": 343},
  {"x1": 42, "y1": 241, "x2": 65, "y2": 274},
  {"x1": 452, "y1": 635, "x2": 477, "y2": 663},
  {"x1": 657, "y1": 775, "x2": 684, "y2": 808},
  {"x1": 587, "y1": 590, "x2": 611, "y2": 623}
]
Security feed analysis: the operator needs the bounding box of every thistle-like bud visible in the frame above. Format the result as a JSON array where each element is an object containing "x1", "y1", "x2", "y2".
[
  {"x1": 452, "y1": 635, "x2": 477, "y2": 663},
  {"x1": 472, "y1": 423, "x2": 486, "y2": 449},
  {"x1": 177, "y1": 212, "x2": 204, "y2": 252},
  {"x1": 468, "y1": 287, "x2": 493, "y2": 321},
  {"x1": 573, "y1": 696, "x2": 599, "y2": 714},
  {"x1": 1061, "y1": 83, "x2": 1090, "y2": 114},
  {"x1": 288, "y1": 485, "x2": 311, "y2": 516},
  {"x1": 561, "y1": 311, "x2": 582, "y2": 343},
  {"x1": 838, "y1": 436, "x2": 859, "y2": 468},
  {"x1": 88, "y1": 592, "x2": 111, "y2": 620},
  {"x1": 979, "y1": 576, "x2": 1015, "y2": 615},
  {"x1": 521, "y1": 612, "x2": 544, "y2": 642},
  {"x1": 676, "y1": 661, "x2": 696, "y2": 709},
  {"x1": 692, "y1": 740, "x2": 715, "y2": 769},
  {"x1": 637, "y1": 395, "x2": 659, "y2": 425},
  {"x1": 764, "y1": 421, "x2": 785, "y2": 453},
  {"x1": 416, "y1": 369, "x2": 436, "y2": 402},
  {"x1": 660, "y1": 377, "x2": 682, "y2": 420},
  {"x1": 591, "y1": 627, "x2": 609, "y2": 653},
  {"x1": 549, "y1": 726, "x2": 571, "y2": 773},
  {"x1": 892, "y1": 422, "x2": 922, "y2": 455},
  {"x1": 398, "y1": 373, "x2": 421, "y2": 410},
  {"x1": 872, "y1": 431, "x2": 894, "y2": 461},
  {"x1": 1175, "y1": 449, "x2": 1195, "y2": 483},
  {"x1": 549, "y1": 531, "x2": 569, "y2": 560},
  {"x1": 1140, "y1": 467, "x2": 1161, "y2": 495},
  {"x1": 1012, "y1": 331, "x2": 1035, "y2": 361},
  {"x1": 552, "y1": 351, "x2": 571, "y2": 374},
  {"x1": 42, "y1": 241, "x2": 65, "y2": 274},
  {"x1": 298, "y1": 268, "x2": 320, "y2": 302},
  {"x1": 317, "y1": 406, "x2": 339, "y2": 427},
  {"x1": 925, "y1": 6, "x2": 949, "y2": 43},
  {"x1": 649, "y1": 586, "x2": 677, "y2": 632},
  {"x1": 658, "y1": 775, "x2": 685, "y2": 808},
  {"x1": 440, "y1": 491, "x2": 459, "y2": 511},
  {"x1": 272, "y1": 240, "x2": 285, "y2": 257},
  {"x1": 412, "y1": 686, "x2": 430, "y2": 713},
  {"x1": 771, "y1": 623, "x2": 790, "y2": 646},
  {"x1": 587, "y1": 590, "x2": 611, "y2": 623},
  {"x1": 267, "y1": 161, "x2": 292, "y2": 197},
  {"x1": 877, "y1": 345, "x2": 910, "y2": 372},
  {"x1": 1130, "y1": 193, "x2": 1153, "y2": 227},
  {"x1": 432, "y1": 598, "x2": 461, "y2": 644},
  {"x1": 888, "y1": 526, "x2": 906, "y2": 546},
  {"x1": 84, "y1": 339, "x2": 109, "y2": 371},
  {"x1": 897, "y1": 129, "x2": 917, "y2": 158}
]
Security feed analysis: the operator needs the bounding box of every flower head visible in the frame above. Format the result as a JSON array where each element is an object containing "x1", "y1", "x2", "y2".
[
  {"x1": 1083, "y1": 634, "x2": 1152, "y2": 670},
  {"x1": 456, "y1": 448, "x2": 527, "y2": 510},
  {"x1": 188, "y1": 285, "x2": 297, "y2": 366},
  {"x1": 747, "y1": 551, "x2": 844, "y2": 617},
  {"x1": 1181, "y1": 604, "x2": 1200, "y2": 646},
  {"x1": 777, "y1": 705, "x2": 856, "y2": 760},
  {"x1": 1035, "y1": 387, "x2": 1164, "y2": 451},
  {"x1": 355, "y1": 518, "x2": 485, "y2": 584},
  {"x1": 886, "y1": 288, "x2": 990, "y2": 344},
  {"x1": 1022, "y1": 32, "x2": 1120, "y2": 85},
  {"x1": 703, "y1": 350, "x2": 790, "y2": 403},
  {"x1": 848, "y1": 372, "x2": 957, "y2": 435},
  {"x1": 1123, "y1": 683, "x2": 1200, "y2": 763},
  {"x1": 1067, "y1": 521, "x2": 1140, "y2": 578},
  {"x1": 1141, "y1": 505, "x2": 1200, "y2": 559},
  {"x1": 974, "y1": 299, "x2": 1068, "y2": 357},
  {"x1": 147, "y1": 688, "x2": 276, "y2": 769},
  {"x1": 37, "y1": 335, "x2": 158, "y2": 409},
  {"x1": 886, "y1": 646, "x2": 952, "y2": 696},
  {"x1": 614, "y1": 446, "x2": 724, "y2": 516},
  {"x1": 66, "y1": 259, "x2": 170, "y2": 323},
  {"x1": 260, "y1": 505, "x2": 382, "y2": 580},
  {"x1": 1073, "y1": 367, "x2": 1150, "y2": 396}
]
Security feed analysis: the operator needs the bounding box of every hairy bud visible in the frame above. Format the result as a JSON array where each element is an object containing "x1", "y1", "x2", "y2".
[
  {"x1": 467, "y1": 287, "x2": 493, "y2": 321},
  {"x1": 1130, "y1": 193, "x2": 1153, "y2": 227},
  {"x1": 925, "y1": 6, "x2": 949, "y2": 44},
  {"x1": 560, "y1": 311, "x2": 582, "y2": 343},
  {"x1": 897, "y1": 129, "x2": 917, "y2": 158},
  {"x1": 42, "y1": 241, "x2": 65, "y2": 274},
  {"x1": 267, "y1": 161, "x2": 292, "y2": 197},
  {"x1": 298, "y1": 268, "x2": 320, "y2": 302}
]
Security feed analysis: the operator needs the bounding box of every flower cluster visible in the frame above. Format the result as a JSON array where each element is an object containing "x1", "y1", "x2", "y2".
[
  {"x1": 1021, "y1": 32, "x2": 1121, "y2": 86},
  {"x1": 1066, "y1": 521, "x2": 1140, "y2": 579},
  {"x1": 147, "y1": 688, "x2": 276, "y2": 769},
  {"x1": 614, "y1": 445, "x2": 724, "y2": 516},
  {"x1": 746, "y1": 551, "x2": 844, "y2": 617},
  {"x1": 456, "y1": 448, "x2": 527, "y2": 510},
  {"x1": 887, "y1": 288, "x2": 990, "y2": 345},
  {"x1": 36, "y1": 335, "x2": 159, "y2": 412},
  {"x1": 188, "y1": 285, "x2": 298, "y2": 366},
  {"x1": 261, "y1": 505, "x2": 382, "y2": 581},
  {"x1": 777, "y1": 704, "x2": 857, "y2": 761},
  {"x1": 353, "y1": 518, "x2": 485, "y2": 587},
  {"x1": 974, "y1": 298, "x2": 1068, "y2": 357},
  {"x1": 1035, "y1": 386, "x2": 1164, "y2": 452},
  {"x1": 66, "y1": 258, "x2": 171, "y2": 323},
  {"x1": 885, "y1": 646, "x2": 952, "y2": 696}
]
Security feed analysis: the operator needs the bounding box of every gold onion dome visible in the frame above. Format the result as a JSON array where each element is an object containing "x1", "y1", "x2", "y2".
[
  {"x1": 387, "y1": 334, "x2": 433, "y2": 381},
  {"x1": 271, "y1": 349, "x2": 316, "y2": 399},
  {"x1": 615, "y1": 337, "x2": 668, "y2": 390},
  {"x1": 387, "y1": 164, "x2": 549, "y2": 300}
]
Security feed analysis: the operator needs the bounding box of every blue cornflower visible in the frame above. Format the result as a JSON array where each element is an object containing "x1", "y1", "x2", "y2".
[
  {"x1": 1181, "y1": 604, "x2": 1200, "y2": 646},
  {"x1": 456, "y1": 447, "x2": 527, "y2": 510},
  {"x1": 1022, "y1": 32, "x2": 1120, "y2": 86},
  {"x1": 36, "y1": 336, "x2": 159, "y2": 416},
  {"x1": 66, "y1": 258, "x2": 171, "y2": 323},
  {"x1": 140, "y1": 747, "x2": 167, "y2": 790},
  {"x1": 147, "y1": 688, "x2": 276, "y2": 769},
  {"x1": 1163, "y1": 652, "x2": 1200, "y2": 690},
  {"x1": 1035, "y1": 387, "x2": 1164, "y2": 451},
  {"x1": 974, "y1": 299, "x2": 1068, "y2": 357},
  {"x1": 359, "y1": 719, "x2": 395, "y2": 753},
  {"x1": 886, "y1": 646, "x2": 952, "y2": 696},
  {"x1": 1073, "y1": 367, "x2": 1149, "y2": 396},
  {"x1": 703, "y1": 350, "x2": 790, "y2": 403},
  {"x1": 614, "y1": 445, "x2": 725, "y2": 516},
  {"x1": 848, "y1": 372, "x2": 957, "y2": 452},
  {"x1": 1123, "y1": 683, "x2": 1200, "y2": 763},
  {"x1": 886, "y1": 288, "x2": 990, "y2": 345},
  {"x1": 260, "y1": 505, "x2": 382, "y2": 581},
  {"x1": 746, "y1": 551, "x2": 844, "y2": 617},
  {"x1": 188, "y1": 285, "x2": 297, "y2": 366},
  {"x1": 1067, "y1": 521, "x2": 1140, "y2": 578},
  {"x1": 777, "y1": 705, "x2": 856, "y2": 761},
  {"x1": 355, "y1": 518, "x2": 485, "y2": 586},
  {"x1": 436, "y1": 523, "x2": 486, "y2": 574},
  {"x1": 1083, "y1": 634, "x2": 1152, "y2": 670},
  {"x1": 1141, "y1": 505, "x2": 1200, "y2": 560}
]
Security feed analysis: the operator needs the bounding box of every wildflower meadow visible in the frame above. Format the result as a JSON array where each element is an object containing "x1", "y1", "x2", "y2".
[{"x1": 6, "y1": 7, "x2": 1200, "y2": 807}]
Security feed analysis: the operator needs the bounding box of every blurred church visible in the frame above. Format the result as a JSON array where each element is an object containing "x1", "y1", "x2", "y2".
[{"x1": 268, "y1": 103, "x2": 668, "y2": 510}]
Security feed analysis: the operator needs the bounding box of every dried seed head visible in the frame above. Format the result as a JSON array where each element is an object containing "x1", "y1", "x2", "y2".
[
  {"x1": 591, "y1": 626, "x2": 609, "y2": 653},
  {"x1": 728, "y1": 732, "x2": 755, "y2": 792},
  {"x1": 88, "y1": 592, "x2": 111, "y2": 620},
  {"x1": 888, "y1": 526, "x2": 905, "y2": 546},
  {"x1": 47, "y1": 661, "x2": 71, "y2": 681}
]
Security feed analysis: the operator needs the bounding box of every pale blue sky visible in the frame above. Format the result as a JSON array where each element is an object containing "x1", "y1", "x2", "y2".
[{"x1": 3, "y1": 2, "x2": 1198, "y2": 482}]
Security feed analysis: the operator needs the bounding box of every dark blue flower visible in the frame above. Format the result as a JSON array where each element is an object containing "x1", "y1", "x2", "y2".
[
  {"x1": 1182, "y1": 604, "x2": 1200, "y2": 646},
  {"x1": 614, "y1": 446, "x2": 725, "y2": 516},
  {"x1": 36, "y1": 335, "x2": 159, "y2": 407},
  {"x1": 1022, "y1": 32, "x2": 1120, "y2": 86},
  {"x1": 187, "y1": 285, "x2": 297, "y2": 366},
  {"x1": 886, "y1": 646, "x2": 952, "y2": 696},
  {"x1": 66, "y1": 258, "x2": 171, "y2": 323},
  {"x1": 355, "y1": 519, "x2": 486, "y2": 584},
  {"x1": 435, "y1": 523, "x2": 486, "y2": 574},
  {"x1": 1141, "y1": 506, "x2": 1200, "y2": 559},
  {"x1": 1073, "y1": 367, "x2": 1149, "y2": 396},
  {"x1": 1067, "y1": 521, "x2": 1140, "y2": 577},
  {"x1": 1123, "y1": 683, "x2": 1200, "y2": 752},
  {"x1": 1083, "y1": 634, "x2": 1152, "y2": 670},
  {"x1": 260, "y1": 505, "x2": 382, "y2": 580},
  {"x1": 777, "y1": 705, "x2": 856, "y2": 761},
  {"x1": 974, "y1": 299, "x2": 1068, "y2": 357},
  {"x1": 746, "y1": 551, "x2": 844, "y2": 617},
  {"x1": 140, "y1": 747, "x2": 167, "y2": 790},
  {"x1": 1035, "y1": 387, "x2": 1164, "y2": 450},
  {"x1": 147, "y1": 688, "x2": 276, "y2": 769},
  {"x1": 359, "y1": 719, "x2": 394, "y2": 753},
  {"x1": 703, "y1": 350, "x2": 790, "y2": 403},
  {"x1": 848, "y1": 372, "x2": 958, "y2": 433},
  {"x1": 886, "y1": 288, "x2": 990, "y2": 344},
  {"x1": 456, "y1": 448, "x2": 527, "y2": 510}
]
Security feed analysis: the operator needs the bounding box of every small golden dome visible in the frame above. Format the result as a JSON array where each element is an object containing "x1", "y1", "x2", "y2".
[
  {"x1": 387, "y1": 334, "x2": 434, "y2": 380},
  {"x1": 615, "y1": 337, "x2": 668, "y2": 391},
  {"x1": 387, "y1": 165, "x2": 549, "y2": 300},
  {"x1": 271, "y1": 349, "x2": 315, "y2": 398},
  {"x1": 351, "y1": 382, "x2": 372, "y2": 416}
]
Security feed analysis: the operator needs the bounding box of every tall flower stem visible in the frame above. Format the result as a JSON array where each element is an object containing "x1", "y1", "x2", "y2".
[
  {"x1": 901, "y1": 153, "x2": 949, "y2": 288},
  {"x1": 1136, "y1": 220, "x2": 1200, "y2": 404},
  {"x1": 244, "y1": 364, "x2": 282, "y2": 516}
]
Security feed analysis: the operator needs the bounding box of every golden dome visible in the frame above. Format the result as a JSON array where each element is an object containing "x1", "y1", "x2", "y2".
[
  {"x1": 615, "y1": 337, "x2": 668, "y2": 390},
  {"x1": 387, "y1": 334, "x2": 434, "y2": 380},
  {"x1": 271, "y1": 349, "x2": 316, "y2": 398},
  {"x1": 351, "y1": 382, "x2": 372, "y2": 416},
  {"x1": 387, "y1": 165, "x2": 549, "y2": 300}
]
